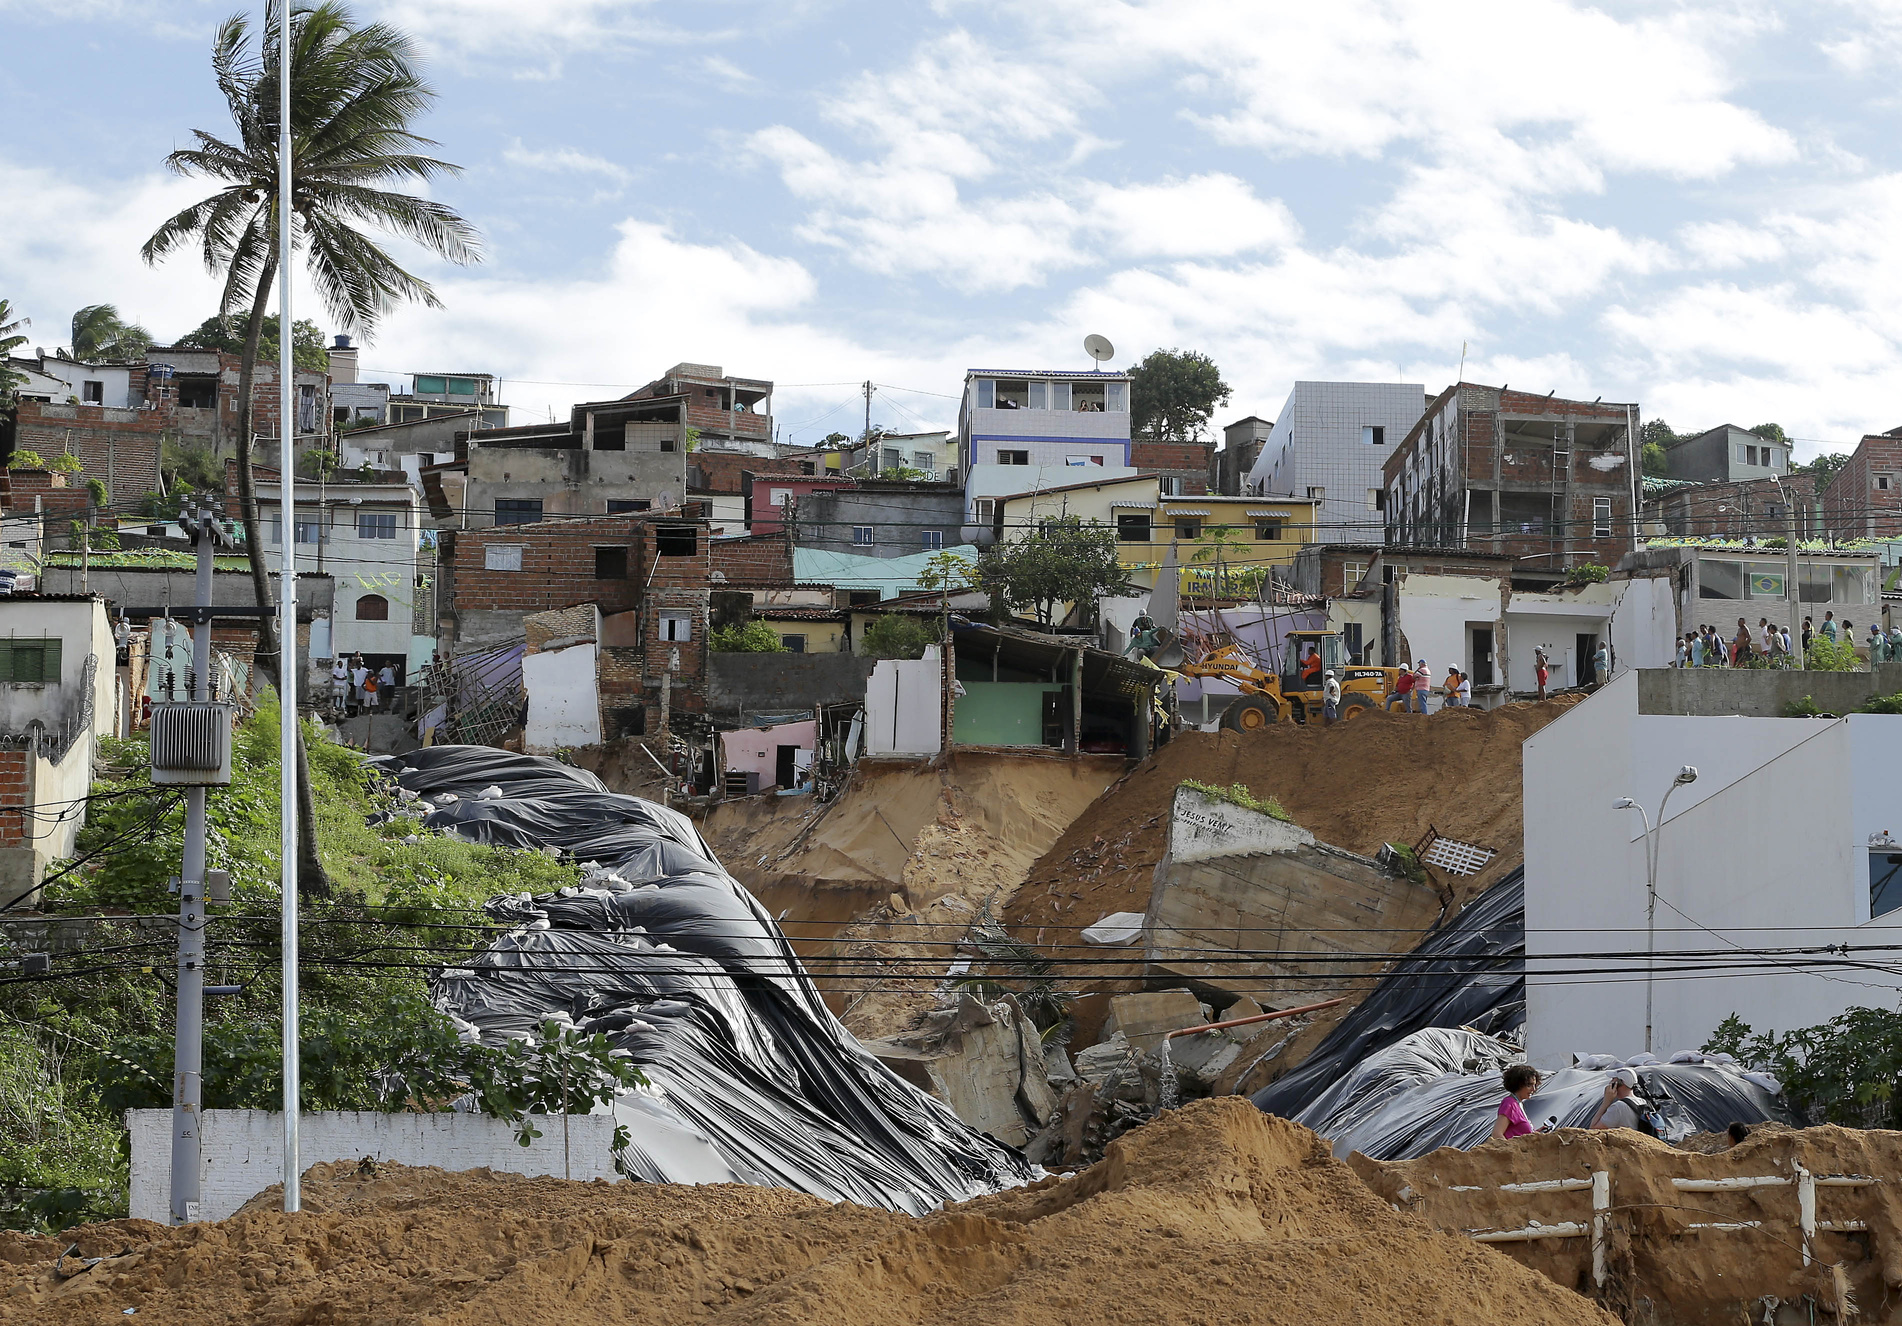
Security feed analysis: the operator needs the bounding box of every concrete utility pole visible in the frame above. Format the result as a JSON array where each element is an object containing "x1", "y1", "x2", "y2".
[
  {"x1": 863, "y1": 380, "x2": 874, "y2": 456},
  {"x1": 1786, "y1": 493, "x2": 1802, "y2": 669},
  {"x1": 168, "y1": 499, "x2": 217, "y2": 1225}
]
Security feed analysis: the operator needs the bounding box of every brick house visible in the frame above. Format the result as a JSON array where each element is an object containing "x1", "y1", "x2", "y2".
[
  {"x1": 1644, "y1": 472, "x2": 1822, "y2": 541},
  {"x1": 1383, "y1": 383, "x2": 1639, "y2": 582},
  {"x1": 441, "y1": 511, "x2": 713, "y2": 738},
  {"x1": 1821, "y1": 429, "x2": 1902, "y2": 540},
  {"x1": 742, "y1": 473, "x2": 855, "y2": 537},
  {"x1": 9, "y1": 402, "x2": 164, "y2": 505},
  {"x1": 141, "y1": 344, "x2": 330, "y2": 454},
  {"x1": 1129, "y1": 439, "x2": 1212, "y2": 496},
  {"x1": 622, "y1": 362, "x2": 773, "y2": 455}
]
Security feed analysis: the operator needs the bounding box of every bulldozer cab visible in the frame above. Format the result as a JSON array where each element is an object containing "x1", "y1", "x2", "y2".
[{"x1": 1280, "y1": 631, "x2": 1342, "y2": 690}]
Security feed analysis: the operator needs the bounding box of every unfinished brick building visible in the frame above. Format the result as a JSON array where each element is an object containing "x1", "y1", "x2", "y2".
[
  {"x1": 622, "y1": 362, "x2": 772, "y2": 455},
  {"x1": 440, "y1": 512, "x2": 714, "y2": 737},
  {"x1": 1644, "y1": 472, "x2": 1821, "y2": 541},
  {"x1": 1129, "y1": 439, "x2": 1212, "y2": 496},
  {"x1": 9, "y1": 401, "x2": 163, "y2": 505},
  {"x1": 1821, "y1": 429, "x2": 1902, "y2": 540},
  {"x1": 1383, "y1": 383, "x2": 1638, "y2": 581}
]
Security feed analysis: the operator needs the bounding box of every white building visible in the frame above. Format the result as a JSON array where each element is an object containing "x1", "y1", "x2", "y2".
[
  {"x1": 256, "y1": 477, "x2": 431, "y2": 676},
  {"x1": 1244, "y1": 381, "x2": 1429, "y2": 542},
  {"x1": 8, "y1": 351, "x2": 138, "y2": 408},
  {"x1": 842, "y1": 430, "x2": 959, "y2": 482},
  {"x1": 957, "y1": 369, "x2": 1131, "y2": 472},
  {"x1": 0, "y1": 595, "x2": 116, "y2": 905},
  {"x1": 1525, "y1": 673, "x2": 1902, "y2": 1066}
]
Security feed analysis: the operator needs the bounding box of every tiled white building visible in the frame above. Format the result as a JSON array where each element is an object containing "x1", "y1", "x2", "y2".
[{"x1": 1244, "y1": 381, "x2": 1429, "y2": 543}]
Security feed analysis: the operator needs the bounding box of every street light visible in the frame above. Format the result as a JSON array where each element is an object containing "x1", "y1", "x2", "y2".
[{"x1": 1614, "y1": 765, "x2": 1698, "y2": 1054}]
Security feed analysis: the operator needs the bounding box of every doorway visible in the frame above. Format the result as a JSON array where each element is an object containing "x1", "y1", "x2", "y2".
[
  {"x1": 1469, "y1": 627, "x2": 1494, "y2": 687},
  {"x1": 775, "y1": 745, "x2": 798, "y2": 789},
  {"x1": 1576, "y1": 633, "x2": 1599, "y2": 685}
]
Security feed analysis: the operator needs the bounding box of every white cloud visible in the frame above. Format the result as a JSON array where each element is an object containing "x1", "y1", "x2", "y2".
[
  {"x1": 1678, "y1": 221, "x2": 1786, "y2": 269},
  {"x1": 499, "y1": 139, "x2": 632, "y2": 185}
]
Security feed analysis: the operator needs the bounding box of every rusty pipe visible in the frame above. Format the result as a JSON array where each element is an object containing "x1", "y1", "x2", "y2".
[{"x1": 1163, "y1": 997, "x2": 1347, "y2": 1040}]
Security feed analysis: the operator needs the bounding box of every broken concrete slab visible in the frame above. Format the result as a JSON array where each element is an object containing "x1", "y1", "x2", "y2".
[
  {"x1": 860, "y1": 994, "x2": 1057, "y2": 1148},
  {"x1": 1101, "y1": 989, "x2": 1208, "y2": 1054},
  {"x1": 1143, "y1": 786, "x2": 1441, "y2": 1008}
]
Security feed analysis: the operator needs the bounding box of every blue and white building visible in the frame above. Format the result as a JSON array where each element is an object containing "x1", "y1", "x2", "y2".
[{"x1": 956, "y1": 368, "x2": 1135, "y2": 543}]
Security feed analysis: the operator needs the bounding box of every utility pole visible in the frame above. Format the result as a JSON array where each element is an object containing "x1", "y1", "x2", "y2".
[
  {"x1": 862, "y1": 380, "x2": 874, "y2": 458},
  {"x1": 1777, "y1": 477, "x2": 1801, "y2": 669},
  {"x1": 168, "y1": 498, "x2": 217, "y2": 1225}
]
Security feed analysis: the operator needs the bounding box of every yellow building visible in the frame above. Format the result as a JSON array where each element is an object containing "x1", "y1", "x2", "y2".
[
  {"x1": 1120, "y1": 494, "x2": 1318, "y2": 595},
  {"x1": 995, "y1": 471, "x2": 1161, "y2": 542}
]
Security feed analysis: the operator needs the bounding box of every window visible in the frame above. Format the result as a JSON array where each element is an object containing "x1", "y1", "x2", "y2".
[
  {"x1": 975, "y1": 378, "x2": 995, "y2": 409},
  {"x1": 1699, "y1": 559, "x2": 1744, "y2": 599},
  {"x1": 607, "y1": 500, "x2": 651, "y2": 513},
  {"x1": 973, "y1": 499, "x2": 997, "y2": 524},
  {"x1": 998, "y1": 450, "x2": 1030, "y2": 466},
  {"x1": 658, "y1": 610, "x2": 693, "y2": 642},
  {"x1": 1118, "y1": 513, "x2": 1152, "y2": 543},
  {"x1": 1344, "y1": 562, "x2": 1368, "y2": 594},
  {"x1": 447, "y1": 377, "x2": 476, "y2": 396},
  {"x1": 1368, "y1": 488, "x2": 1383, "y2": 511},
  {"x1": 921, "y1": 530, "x2": 943, "y2": 550},
  {"x1": 1362, "y1": 425, "x2": 1384, "y2": 446},
  {"x1": 767, "y1": 487, "x2": 793, "y2": 506},
  {"x1": 1256, "y1": 522, "x2": 1281, "y2": 541},
  {"x1": 82, "y1": 380, "x2": 103, "y2": 404},
  {"x1": 1874, "y1": 849, "x2": 1902, "y2": 920},
  {"x1": 269, "y1": 516, "x2": 327, "y2": 544},
  {"x1": 1799, "y1": 565, "x2": 1833, "y2": 603},
  {"x1": 1835, "y1": 564, "x2": 1873, "y2": 604},
  {"x1": 1102, "y1": 381, "x2": 1128, "y2": 412},
  {"x1": 883, "y1": 448, "x2": 902, "y2": 470},
  {"x1": 1307, "y1": 486, "x2": 1326, "y2": 501},
  {"x1": 1881, "y1": 476, "x2": 1893, "y2": 492},
  {"x1": 495, "y1": 499, "x2": 543, "y2": 526},
  {"x1": 484, "y1": 544, "x2": 524, "y2": 572},
  {"x1": 0, "y1": 637, "x2": 61, "y2": 684},
  {"x1": 355, "y1": 594, "x2": 389, "y2": 621},
  {"x1": 1046, "y1": 381, "x2": 1071, "y2": 410},
  {"x1": 414, "y1": 375, "x2": 446, "y2": 395},
  {"x1": 594, "y1": 547, "x2": 629, "y2": 579},
  {"x1": 780, "y1": 634, "x2": 807, "y2": 653},
  {"x1": 1065, "y1": 455, "x2": 1090, "y2": 467},
  {"x1": 358, "y1": 511, "x2": 398, "y2": 540},
  {"x1": 1162, "y1": 477, "x2": 1187, "y2": 496},
  {"x1": 852, "y1": 526, "x2": 876, "y2": 545},
  {"x1": 1028, "y1": 381, "x2": 1048, "y2": 410},
  {"x1": 655, "y1": 526, "x2": 698, "y2": 557},
  {"x1": 1593, "y1": 497, "x2": 1613, "y2": 537},
  {"x1": 1176, "y1": 519, "x2": 1201, "y2": 539},
  {"x1": 913, "y1": 451, "x2": 935, "y2": 475}
]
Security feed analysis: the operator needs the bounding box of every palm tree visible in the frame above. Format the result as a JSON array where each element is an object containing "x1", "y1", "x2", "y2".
[
  {"x1": 69, "y1": 304, "x2": 153, "y2": 361},
  {"x1": 142, "y1": 2, "x2": 481, "y2": 893},
  {"x1": 0, "y1": 299, "x2": 29, "y2": 408}
]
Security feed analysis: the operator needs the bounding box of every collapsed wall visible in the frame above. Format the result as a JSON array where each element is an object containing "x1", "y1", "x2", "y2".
[{"x1": 6, "y1": 1100, "x2": 1621, "y2": 1326}]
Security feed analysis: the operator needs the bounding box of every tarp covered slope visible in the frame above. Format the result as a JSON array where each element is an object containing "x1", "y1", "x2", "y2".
[
  {"x1": 376, "y1": 745, "x2": 1032, "y2": 1213},
  {"x1": 1252, "y1": 868, "x2": 1527, "y2": 1121}
]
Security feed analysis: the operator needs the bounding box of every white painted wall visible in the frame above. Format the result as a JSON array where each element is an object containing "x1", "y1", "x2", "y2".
[
  {"x1": 523, "y1": 642, "x2": 601, "y2": 752},
  {"x1": 128, "y1": 1108, "x2": 621, "y2": 1222},
  {"x1": 1608, "y1": 575, "x2": 1678, "y2": 674},
  {"x1": 1395, "y1": 573, "x2": 1500, "y2": 681},
  {"x1": 1524, "y1": 675, "x2": 1902, "y2": 1066},
  {"x1": 865, "y1": 655, "x2": 942, "y2": 756}
]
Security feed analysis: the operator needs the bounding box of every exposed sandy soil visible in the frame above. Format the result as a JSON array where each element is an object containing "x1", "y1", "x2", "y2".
[
  {"x1": 5, "y1": 1099, "x2": 1615, "y2": 1326},
  {"x1": 1353, "y1": 1123, "x2": 1902, "y2": 1324},
  {"x1": 1000, "y1": 699, "x2": 1579, "y2": 1051},
  {"x1": 698, "y1": 753, "x2": 1123, "y2": 1038}
]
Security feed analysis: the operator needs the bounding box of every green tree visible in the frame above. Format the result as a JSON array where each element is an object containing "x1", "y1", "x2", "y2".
[
  {"x1": 1707, "y1": 1009, "x2": 1902, "y2": 1127},
  {"x1": 859, "y1": 614, "x2": 935, "y2": 659},
  {"x1": 916, "y1": 551, "x2": 977, "y2": 593},
  {"x1": 1748, "y1": 422, "x2": 1790, "y2": 446},
  {"x1": 1803, "y1": 451, "x2": 1851, "y2": 494},
  {"x1": 1127, "y1": 348, "x2": 1231, "y2": 440},
  {"x1": 68, "y1": 304, "x2": 153, "y2": 361},
  {"x1": 709, "y1": 620, "x2": 786, "y2": 652},
  {"x1": 176, "y1": 312, "x2": 328, "y2": 371},
  {"x1": 143, "y1": 1, "x2": 481, "y2": 894},
  {"x1": 978, "y1": 517, "x2": 1135, "y2": 627},
  {"x1": 1638, "y1": 418, "x2": 1677, "y2": 477},
  {"x1": 0, "y1": 299, "x2": 29, "y2": 408}
]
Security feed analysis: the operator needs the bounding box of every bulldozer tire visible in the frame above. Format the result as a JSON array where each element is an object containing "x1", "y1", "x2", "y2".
[
  {"x1": 1339, "y1": 694, "x2": 1374, "y2": 720},
  {"x1": 1221, "y1": 698, "x2": 1279, "y2": 732}
]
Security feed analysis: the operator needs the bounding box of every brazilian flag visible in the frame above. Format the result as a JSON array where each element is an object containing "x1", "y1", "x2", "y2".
[{"x1": 1749, "y1": 570, "x2": 1785, "y2": 597}]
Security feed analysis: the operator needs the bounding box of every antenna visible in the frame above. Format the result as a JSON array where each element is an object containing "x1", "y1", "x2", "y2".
[{"x1": 1084, "y1": 334, "x2": 1114, "y2": 369}]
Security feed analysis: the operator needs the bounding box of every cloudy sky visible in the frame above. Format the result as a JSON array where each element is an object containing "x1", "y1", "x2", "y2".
[{"x1": 5, "y1": 0, "x2": 1902, "y2": 457}]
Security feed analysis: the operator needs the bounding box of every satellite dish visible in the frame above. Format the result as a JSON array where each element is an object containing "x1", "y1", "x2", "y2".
[{"x1": 1084, "y1": 334, "x2": 1115, "y2": 365}]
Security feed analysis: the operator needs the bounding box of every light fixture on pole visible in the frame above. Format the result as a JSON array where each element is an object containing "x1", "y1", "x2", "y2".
[
  {"x1": 276, "y1": 0, "x2": 302, "y2": 1216},
  {"x1": 1613, "y1": 765, "x2": 1698, "y2": 1054}
]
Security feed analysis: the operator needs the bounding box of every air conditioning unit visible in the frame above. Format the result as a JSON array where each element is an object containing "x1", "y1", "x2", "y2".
[{"x1": 149, "y1": 702, "x2": 235, "y2": 785}]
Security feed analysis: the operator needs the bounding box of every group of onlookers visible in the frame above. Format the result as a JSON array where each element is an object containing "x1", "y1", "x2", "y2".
[
  {"x1": 327, "y1": 652, "x2": 402, "y2": 716},
  {"x1": 1675, "y1": 610, "x2": 1902, "y2": 668},
  {"x1": 1382, "y1": 658, "x2": 1472, "y2": 712}
]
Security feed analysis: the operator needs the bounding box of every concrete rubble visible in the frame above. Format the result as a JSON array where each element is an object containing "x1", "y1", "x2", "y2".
[{"x1": 860, "y1": 994, "x2": 1059, "y2": 1149}]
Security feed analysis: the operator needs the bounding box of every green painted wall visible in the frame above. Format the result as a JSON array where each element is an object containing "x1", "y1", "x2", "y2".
[{"x1": 953, "y1": 681, "x2": 1065, "y2": 746}]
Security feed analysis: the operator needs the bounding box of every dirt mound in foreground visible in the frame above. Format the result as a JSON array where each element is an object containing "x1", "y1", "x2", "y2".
[
  {"x1": 1006, "y1": 698, "x2": 1578, "y2": 948},
  {"x1": 6, "y1": 1099, "x2": 1612, "y2": 1326}
]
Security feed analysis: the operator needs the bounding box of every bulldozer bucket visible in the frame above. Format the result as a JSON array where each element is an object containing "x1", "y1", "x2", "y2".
[{"x1": 1150, "y1": 628, "x2": 1186, "y2": 669}]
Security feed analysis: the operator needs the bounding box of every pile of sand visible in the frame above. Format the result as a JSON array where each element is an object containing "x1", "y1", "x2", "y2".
[
  {"x1": 1005, "y1": 699, "x2": 1578, "y2": 948},
  {"x1": 1353, "y1": 1123, "x2": 1902, "y2": 1321},
  {"x1": 5, "y1": 1099, "x2": 1614, "y2": 1326}
]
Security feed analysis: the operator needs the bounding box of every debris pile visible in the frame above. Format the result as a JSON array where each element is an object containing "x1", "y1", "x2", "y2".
[{"x1": 7, "y1": 1099, "x2": 1620, "y2": 1326}]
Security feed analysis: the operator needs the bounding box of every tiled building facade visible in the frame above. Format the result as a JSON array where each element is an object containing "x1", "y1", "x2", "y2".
[{"x1": 1243, "y1": 381, "x2": 1429, "y2": 542}]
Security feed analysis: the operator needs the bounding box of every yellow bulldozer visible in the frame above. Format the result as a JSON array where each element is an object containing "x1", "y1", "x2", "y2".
[{"x1": 1173, "y1": 629, "x2": 1405, "y2": 731}]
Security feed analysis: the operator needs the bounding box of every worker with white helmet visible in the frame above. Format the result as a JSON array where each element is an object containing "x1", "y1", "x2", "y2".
[{"x1": 1322, "y1": 669, "x2": 1341, "y2": 725}]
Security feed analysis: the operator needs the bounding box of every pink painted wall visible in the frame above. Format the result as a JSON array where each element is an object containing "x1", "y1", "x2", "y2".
[{"x1": 721, "y1": 719, "x2": 817, "y2": 781}]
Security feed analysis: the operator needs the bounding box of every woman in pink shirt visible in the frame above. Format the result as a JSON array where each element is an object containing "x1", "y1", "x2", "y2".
[{"x1": 1489, "y1": 1064, "x2": 1542, "y2": 1142}]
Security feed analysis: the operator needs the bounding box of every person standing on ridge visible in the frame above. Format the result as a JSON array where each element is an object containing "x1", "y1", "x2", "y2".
[
  {"x1": 1488, "y1": 1064, "x2": 1542, "y2": 1142},
  {"x1": 1322, "y1": 669, "x2": 1341, "y2": 726},
  {"x1": 1535, "y1": 644, "x2": 1550, "y2": 698}
]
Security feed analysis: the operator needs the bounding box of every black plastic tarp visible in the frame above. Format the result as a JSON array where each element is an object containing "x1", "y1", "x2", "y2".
[
  {"x1": 1293, "y1": 1029, "x2": 1799, "y2": 1159},
  {"x1": 1253, "y1": 869, "x2": 1526, "y2": 1121},
  {"x1": 374, "y1": 746, "x2": 1032, "y2": 1213}
]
